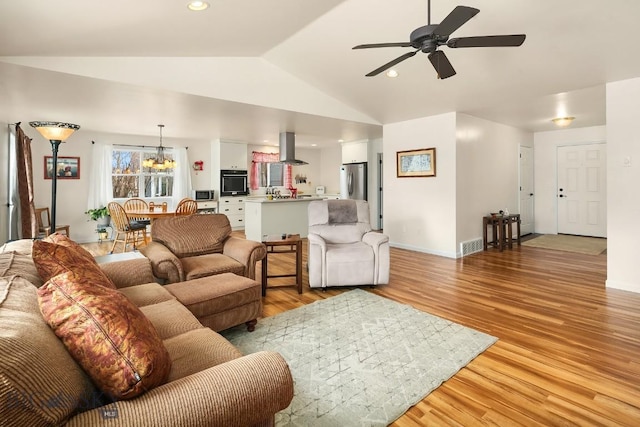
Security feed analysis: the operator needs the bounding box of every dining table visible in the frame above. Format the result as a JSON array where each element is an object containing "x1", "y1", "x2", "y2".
[{"x1": 125, "y1": 209, "x2": 176, "y2": 222}]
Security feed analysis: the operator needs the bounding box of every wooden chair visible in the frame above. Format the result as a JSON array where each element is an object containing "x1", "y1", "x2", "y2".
[
  {"x1": 123, "y1": 198, "x2": 151, "y2": 225},
  {"x1": 107, "y1": 202, "x2": 147, "y2": 253},
  {"x1": 35, "y1": 207, "x2": 70, "y2": 238},
  {"x1": 175, "y1": 198, "x2": 198, "y2": 216}
]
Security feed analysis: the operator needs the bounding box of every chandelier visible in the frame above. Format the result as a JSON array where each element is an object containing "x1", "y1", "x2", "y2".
[{"x1": 143, "y1": 124, "x2": 176, "y2": 170}]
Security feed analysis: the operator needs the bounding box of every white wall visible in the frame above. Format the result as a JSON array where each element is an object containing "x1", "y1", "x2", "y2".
[
  {"x1": 24, "y1": 128, "x2": 205, "y2": 243},
  {"x1": 319, "y1": 145, "x2": 341, "y2": 194},
  {"x1": 533, "y1": 126, "x2": 606, "y2": 234},
  {"x1": 0, "y1": 124, "x2": 9, "y2": 243},
  {"x1": 456, "y1": 114, "x2": 532, "y2": 252},
  {"x1": 606, "y1": 78, "x2": 640, "y2": 293},
  {"x1": 383, "y1": 113, "x2": 458, "y2": 257}
]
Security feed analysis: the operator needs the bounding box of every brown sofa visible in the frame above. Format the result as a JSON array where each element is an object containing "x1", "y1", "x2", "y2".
[
  {"x1": 141, "y1": 214, "x2": 266, "y2": 284},
  {"x1": 0, "y1": 239, "x2": 293, "y2": 427}
]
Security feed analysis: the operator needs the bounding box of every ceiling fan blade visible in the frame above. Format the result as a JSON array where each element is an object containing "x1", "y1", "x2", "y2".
[
  {"x1": 428, "y1": 50, "x2": 456, "y2": 79},
  {"x1": 353, "y1": 42, "x2": 412, "y2": 49},
  {"x1": 433, "y1": 6, "x2": 479, "y2": 37},
  {"x1": 447, "y1": 34, "x2": 526, "y2": 48},
  {"x1": 365, "y1": 50, "x2": 418, "y2": 77}
]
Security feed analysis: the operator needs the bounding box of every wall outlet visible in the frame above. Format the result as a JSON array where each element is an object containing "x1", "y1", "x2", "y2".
[{"x1": 623, "y1": 156, "x2": 632, "y2": 167}]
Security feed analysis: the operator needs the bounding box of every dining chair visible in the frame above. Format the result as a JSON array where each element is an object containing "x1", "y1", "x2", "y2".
[
  {"x1": 175, "y1": 198, "x2": 198, "y2": 216},
  {"x1": 123, "y1": 198, "x2": 151, "y2": 226},
  {"x1": 35, "y1": 207, "x2": 70, "y2": 238},
  {"x1": 107, "y1": 202, "x2": 147, "y2": 253}
]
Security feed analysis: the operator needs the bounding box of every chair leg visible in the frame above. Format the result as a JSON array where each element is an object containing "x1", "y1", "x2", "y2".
[{"x1": 109, "y1": 233, "x2": 119, "y2": 254}]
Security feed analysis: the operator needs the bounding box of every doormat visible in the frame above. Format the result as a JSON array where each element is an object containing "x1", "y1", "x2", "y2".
[
  {"x1": 221, "y1": 289, "x2": 497, "y2": 426},
  {"x1": 522, "y1": 234, "x2": 607, "y2": 255}
]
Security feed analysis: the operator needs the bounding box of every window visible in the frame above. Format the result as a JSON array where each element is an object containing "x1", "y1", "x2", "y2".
[
  {"x1": 257, "y1": 162, "x2": 285, "y2": 187},
  {"x1": 111, "y1": 148, "x2": 174, "y2": 199}
]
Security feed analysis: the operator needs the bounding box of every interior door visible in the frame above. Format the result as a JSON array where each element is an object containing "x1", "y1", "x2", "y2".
[
  {"x1": 519, "y1": 146, "x2": 534, "y2": 235},
  {"x1": 557, "y1": 144, "x2": 607, "y2": 237}
]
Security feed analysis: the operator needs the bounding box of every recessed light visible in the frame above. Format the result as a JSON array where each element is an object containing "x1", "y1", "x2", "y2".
[
  {"x1": 386, "y1": 69, "x2": 398, "y2": 78},
  {"x1": 551, "y1": 116, "x2": 575, "y2": 127},
  {"x1": 338, "y1": 139, "x2": 344, "y2": 143},
  {"x1": 187, "y1": 1, "x2": 209, "y2": 11},
  {"x1": 311, "y1": 144, "x2": 317, "y2": 147}
]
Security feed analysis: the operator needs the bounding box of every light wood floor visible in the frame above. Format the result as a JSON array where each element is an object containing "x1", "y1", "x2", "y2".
[{"x1": 85, "y1": 236, "x2": 640, "y2": 426}]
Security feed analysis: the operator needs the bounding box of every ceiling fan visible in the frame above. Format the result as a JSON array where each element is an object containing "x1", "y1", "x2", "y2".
[{"x1": 353, "y1": 1, "x2": 526, "y2": 79}]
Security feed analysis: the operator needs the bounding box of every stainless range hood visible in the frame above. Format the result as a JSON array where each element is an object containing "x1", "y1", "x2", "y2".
[{"x1": 279, "y1": 132, "x2": 308, "y2": 165}]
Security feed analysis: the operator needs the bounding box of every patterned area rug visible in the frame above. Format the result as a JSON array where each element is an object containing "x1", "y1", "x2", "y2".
[
  {"x1": 221, "y1": 289, "x2": 497, "y2": 426},
  {"x1": 522, "y1": 234, "x2": 607, "y2": 255}
]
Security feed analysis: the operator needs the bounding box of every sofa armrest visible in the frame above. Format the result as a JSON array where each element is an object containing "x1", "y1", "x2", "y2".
[
  {"x1": 140, "y1": 241, "x2": 184, "y2": 283},
  {"x1": 222, "y1": 237, "x2": 266, "y2": 280},
  {"x1": 100, "y1": 258, "x2": 156, "y2": 289},
  {"x1": 362, "y1": 231, "x2": 389, "y2": 249},
  {"x1": 307, "y1": 233, "x2": 326, "y2": 250},
  {"x1": 66, "y1": 351, "x2": 294, "y2": 427}
]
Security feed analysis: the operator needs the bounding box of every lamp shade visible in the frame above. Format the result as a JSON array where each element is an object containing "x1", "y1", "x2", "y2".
[{"x1": 29, "y1": 121, "x2": 80, "y2": 142}]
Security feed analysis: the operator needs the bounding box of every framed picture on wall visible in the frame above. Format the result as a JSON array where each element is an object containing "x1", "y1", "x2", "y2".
[
  {"x1": 396, "y1": 148, "x2": 436, "y2": 177},
  {"x1": 44, "y1": 156, "x2": 80, "y2": 179}
]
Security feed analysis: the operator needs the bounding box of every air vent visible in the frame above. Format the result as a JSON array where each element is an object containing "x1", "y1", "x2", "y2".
[{"x1": 460, "y1": 238, "x2": 483, "y2": 257}]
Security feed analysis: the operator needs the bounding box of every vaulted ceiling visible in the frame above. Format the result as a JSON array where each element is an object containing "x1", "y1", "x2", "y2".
[{"x1": 1, "y1": 0, "x2": 638, "y2": 146}]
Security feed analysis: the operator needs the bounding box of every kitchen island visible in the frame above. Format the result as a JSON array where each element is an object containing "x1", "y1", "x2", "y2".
[{"x1": 244, "y1": 197, "x2": 326, "y2": 242}]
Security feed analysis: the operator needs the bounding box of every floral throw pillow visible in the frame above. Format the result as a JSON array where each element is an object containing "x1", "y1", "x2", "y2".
[
  {"x1": 32, "y1": 239, "x2": 116, "y2": 289},
  {"x1": 38, "y1": 270, "x2": 172, "y2": 400}
]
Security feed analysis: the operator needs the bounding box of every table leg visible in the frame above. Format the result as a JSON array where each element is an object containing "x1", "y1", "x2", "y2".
[
  {"x1": 498, "y1": 218, "x2": 504, "y2": 252},
  {"x1": 516, "y1": 216, "x2": 521, "y2": 245},
  {"x1": 507, "y1": 219, "x2": 513, "y2": 249},
  {"x1": 483, "y1": 217, "x2": 488, "y2": 250},
  {"x1": 261, "y1": 248, "x2": 268, "y2": 297},
  {"x1": 296, "y1": 241, "x2": 302, "y2": 294}
]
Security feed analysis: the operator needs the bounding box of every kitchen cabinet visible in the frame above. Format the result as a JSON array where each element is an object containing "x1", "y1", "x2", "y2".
[
  {"x1": 342, "y1": 141, "x2": 368, "y2": 164},
  {"x1": 220, "y1": 142, "x2": 248, "y2": 170},
  {"x1": 219, "y1": 196, "x2": 245, "y2": 229}
]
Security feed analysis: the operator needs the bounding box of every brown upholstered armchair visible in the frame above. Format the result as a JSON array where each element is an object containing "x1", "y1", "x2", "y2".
[{"x1": 140, "y1": 214, "x2": 266, "y2": 283}]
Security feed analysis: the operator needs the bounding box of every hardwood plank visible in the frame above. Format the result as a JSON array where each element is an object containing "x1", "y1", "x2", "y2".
[{"x1": 84, "y1": 235, "x2": 640, "y2": 425}]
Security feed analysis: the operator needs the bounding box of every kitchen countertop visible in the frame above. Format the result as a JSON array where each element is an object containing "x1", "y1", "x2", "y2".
[{"x1": 245, "y1": 196, "x2": 326, "y2": 203}]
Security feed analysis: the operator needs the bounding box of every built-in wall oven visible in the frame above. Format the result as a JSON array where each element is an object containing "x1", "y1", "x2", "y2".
[{"x1": 220, "y1": 169, "x2": 248, "y2": 196}]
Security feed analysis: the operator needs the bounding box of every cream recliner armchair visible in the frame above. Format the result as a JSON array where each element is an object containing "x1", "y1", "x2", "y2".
[{"x1": 307, "y1": 199, "x2": 389, "y2": 289}]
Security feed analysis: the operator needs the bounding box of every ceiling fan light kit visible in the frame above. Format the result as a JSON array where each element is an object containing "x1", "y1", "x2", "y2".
[{"x1": 353, "y1": 3, "x2": 526, "y2": 79}]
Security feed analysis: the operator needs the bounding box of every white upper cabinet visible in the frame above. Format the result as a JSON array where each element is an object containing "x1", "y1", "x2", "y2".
[
  {"x1": 341, "y1": 141, "x2": 368, "y2": 164},
  {"x1": 220, "y1": 142, "x2": 248, "y2": 170}
]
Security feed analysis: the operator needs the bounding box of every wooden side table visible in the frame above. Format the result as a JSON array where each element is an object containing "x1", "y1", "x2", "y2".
[
  {"x1": 483, "y1": 214, "x2": 521, "y2": 251},
  {"x1": 261, "y1": 234, "x2": 302, "y2": 296}
]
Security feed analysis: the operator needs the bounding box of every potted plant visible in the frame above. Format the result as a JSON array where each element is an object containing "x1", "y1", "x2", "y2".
[{"x1": 85, "y1": 206, "x2": 111, "y2": 228}]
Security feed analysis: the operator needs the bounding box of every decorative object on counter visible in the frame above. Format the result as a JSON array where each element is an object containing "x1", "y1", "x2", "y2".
[
  {"x1": 30, "y1": 120, "x2": 80, "y2": 233},
  {"x1": 397, "y1": 147, "x2": 436, "y2": 178}
]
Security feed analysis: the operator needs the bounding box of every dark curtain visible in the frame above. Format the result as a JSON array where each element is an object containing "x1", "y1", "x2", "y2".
[{"x1": 15, "y1": 123, "x2": 38, "y2": 238}]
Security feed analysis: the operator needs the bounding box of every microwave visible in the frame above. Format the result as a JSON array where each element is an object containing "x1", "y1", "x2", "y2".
[
  {"x1": 192, "y1": 190, "x2": 215, "y2": 201},
  {"x1": 220, "y1": 169, "x2": 248, "y2": 196}
]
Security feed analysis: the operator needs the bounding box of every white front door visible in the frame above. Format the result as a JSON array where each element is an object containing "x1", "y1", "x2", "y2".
[
  {"x1": 557, "y1": 144, "x2": 607, "y2": 237},
  {"x1": 519, "y1": 146, "x2": 534, "y2": 235}
]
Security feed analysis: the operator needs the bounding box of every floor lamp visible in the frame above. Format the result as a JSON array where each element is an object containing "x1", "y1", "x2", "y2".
[{"x1": 29, "y1": 121, "x2": 80, "y2": 233}]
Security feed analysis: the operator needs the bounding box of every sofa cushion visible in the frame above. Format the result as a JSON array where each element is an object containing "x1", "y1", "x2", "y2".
[
  {"x1": 163, "y1": 328, "x2": 242, "y2": 382},
  {"x1": 151, "y1": 214, "x2": 232, "y2": 258},
  {"x1": 139, "y1": 299, "x2": 204, "y2": 340},
  {"x1": 181, "y1": 253, "x2": 245, "y2": 281},
  {"x1": 1, "y1": 276, "x2": 97, "y2": 426},
  {"x1": 32, "y1": 239, "x2": 116, "y2": 289},
  {"x1": 38, "y1": 270, "x2": 172, "y2": 400},
  {"x1": 0, "y1": 251, "x2": 43, "y2": 287},
  {"x1": 118, "y1": 282, "x2": 175, "y2": 308}
]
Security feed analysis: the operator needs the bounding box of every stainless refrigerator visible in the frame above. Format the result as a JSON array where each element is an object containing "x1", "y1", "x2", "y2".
[{"x1": 340, "y1": 162, "x2": 367, "y2": 200}]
